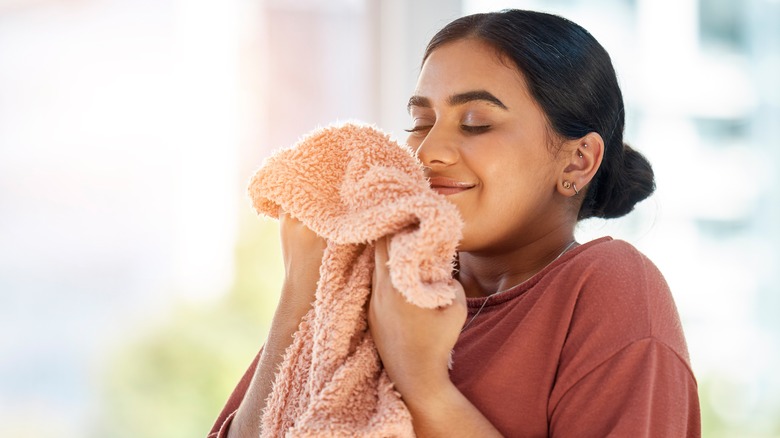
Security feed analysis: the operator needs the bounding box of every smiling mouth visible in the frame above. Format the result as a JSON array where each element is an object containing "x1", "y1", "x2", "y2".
[{"x1": 427, "y1": 176, "x2": 475, "y2": 196}]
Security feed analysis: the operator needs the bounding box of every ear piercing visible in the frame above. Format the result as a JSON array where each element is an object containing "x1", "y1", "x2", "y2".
[{"x1": 569, "y1": 143, "x2": 586, "y2": 193}]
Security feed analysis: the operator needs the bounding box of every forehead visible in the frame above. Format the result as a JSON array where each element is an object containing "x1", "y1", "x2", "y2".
[{"x1": 415, "y1": 38, "x2": 530, "y2": 100}]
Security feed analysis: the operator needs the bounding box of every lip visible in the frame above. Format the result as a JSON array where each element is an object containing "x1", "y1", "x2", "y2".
[{"x1": 427, "y1": 176, "x2": 475, "y2": 196}]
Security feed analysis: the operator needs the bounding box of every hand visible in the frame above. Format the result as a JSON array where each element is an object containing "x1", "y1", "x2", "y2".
[
  {"x1": 367, "y1": 237, "x2": 467, "y2": 402},
  {"x1": 279, "y1": 212, "x2": 326, "y2": 310}
]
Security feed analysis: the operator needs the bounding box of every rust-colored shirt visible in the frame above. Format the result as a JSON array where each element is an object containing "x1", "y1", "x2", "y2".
[{"x1": 208, "y1": 237, "x2": 700, "y2": 437}]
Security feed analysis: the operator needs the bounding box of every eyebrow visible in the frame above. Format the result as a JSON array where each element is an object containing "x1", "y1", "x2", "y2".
[{"x1": 407, "y1": 90, "x2": 508, "y2": 112}]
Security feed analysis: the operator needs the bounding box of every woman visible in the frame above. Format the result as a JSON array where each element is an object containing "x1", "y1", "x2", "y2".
[{"x1": 209, "y1": 9, "x2": 700, "y2": 437}]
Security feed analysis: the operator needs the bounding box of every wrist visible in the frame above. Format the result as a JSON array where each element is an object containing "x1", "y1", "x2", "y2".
[
  {"x1": 401, "y1": 379, "x2": 464, "y2": 435},
  {"x1": 400, "y1": 379, "x2": 503, "y2": 438},
  {"x1": 279, "y1": 277, "x2": 317, "y2": 304},
  {"x1": 269, "y1": 282, "x2": 315, "y2": 334},
  {"x1": 398, "y1": 373, "x2": 456, "y2": 413}
]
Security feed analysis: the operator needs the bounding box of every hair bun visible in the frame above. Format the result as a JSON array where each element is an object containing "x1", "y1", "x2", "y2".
[{"x1": 580, "y1": 142, "x2": 655, "y2": 220}]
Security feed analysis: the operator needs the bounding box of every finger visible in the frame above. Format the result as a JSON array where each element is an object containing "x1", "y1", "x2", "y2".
[
  {"x1": 374, "y1": 236, "x2": 388, "y2": 265},
  {"x1": 373, "y1": 237, "x2": 389, "y2": 283},
  {"x1": 279, "y1": 211, "x2": 288, "y2": 228},
  {"x1": 372, "y1": 237, "x2": 398, "y2": 308},
  {"x1": 368, "y1": 240, "x2": 383, "y2": 331},
  {"x1": 279, "y1": 211, "x2": 295, "y2": 224},
  {"x1": 279, "y1": 212, "x2": 300, "y2": 234},
  {"x1": 370, "y1": 239, "x2": 382, "y2": 304}
]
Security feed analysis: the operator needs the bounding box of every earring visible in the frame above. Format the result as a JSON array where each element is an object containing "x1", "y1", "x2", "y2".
[
  {"x1": 572, "y1": 183, "x2": 580, "y2": 195},
  {"x1": 577, "y1": 150, "x2": 584, "y2": 158},
  {"x1": 562, "y1": 181, "x2": 572, "y2": 190}
]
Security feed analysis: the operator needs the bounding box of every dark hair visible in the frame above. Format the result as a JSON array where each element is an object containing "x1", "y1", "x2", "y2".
[{"x1": 423, "y1": 9, "x2": 655, "y2": 220}]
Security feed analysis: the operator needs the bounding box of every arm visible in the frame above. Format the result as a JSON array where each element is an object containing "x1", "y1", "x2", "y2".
[
  {"x1": 549, "y1": 338, "x2": 700, "y2": 437},
  {"x1": 207, "y1": 350, "x2": 260, "y2": 438},
  {"x1": 221, "y1": 214, "x2": 325, "y2": 438},
  {"x1": 368, "y1": 238, "x2": 503, "y2": 437}
]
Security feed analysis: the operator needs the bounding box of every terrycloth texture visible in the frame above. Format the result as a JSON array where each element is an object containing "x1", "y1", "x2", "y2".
[{"x1": 248, "y1": 123, "x2": 463, "y2": 437}]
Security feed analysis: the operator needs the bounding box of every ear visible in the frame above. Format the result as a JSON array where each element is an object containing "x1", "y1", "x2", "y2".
[{"x1": 556, "y1": 132, "x2": 604, "y2": 197}]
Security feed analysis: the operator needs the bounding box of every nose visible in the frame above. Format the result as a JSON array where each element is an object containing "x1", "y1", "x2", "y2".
[{"x1": 414, "y1": 126, "x2": 459, "y2": 169}]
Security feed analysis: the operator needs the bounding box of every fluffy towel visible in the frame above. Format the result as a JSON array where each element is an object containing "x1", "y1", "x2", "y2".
[{"x1": 248, "y1": 123, "x2": 463, "y2": 437}]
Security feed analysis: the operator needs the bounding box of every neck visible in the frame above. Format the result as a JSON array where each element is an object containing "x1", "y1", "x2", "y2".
[{"x1": 457, "y1": 233, "x2": 577, "y2": 298}]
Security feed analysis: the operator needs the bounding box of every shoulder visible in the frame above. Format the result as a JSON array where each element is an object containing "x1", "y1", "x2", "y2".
[
  {"x1": 553, "y1": 236, "x2": 692, "y2": 373},
  {"x1": 554, "y1": 238, "x2": 673, "y2": 320},
  {"x1": 566, "y1": 238, "x2": 671, "y2": 314},
  {"x1": 574, "y1": 237, "x2": 660, "y2": 279}
]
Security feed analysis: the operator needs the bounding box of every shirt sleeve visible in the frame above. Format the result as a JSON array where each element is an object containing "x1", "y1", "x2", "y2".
[
  {"x1": 548, "y1": 338, "x2": 701, "y2": 438},
  {"x1": 207, "y1": 348, "x2": 262, "y2": 438}
]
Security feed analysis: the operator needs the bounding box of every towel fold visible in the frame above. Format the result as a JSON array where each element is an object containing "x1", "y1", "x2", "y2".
[{"x1": 248, "y1": 123, "x2": 463, "y2": 437}]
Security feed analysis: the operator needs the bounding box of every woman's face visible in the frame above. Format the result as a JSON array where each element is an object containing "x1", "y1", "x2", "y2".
[{"x1": 408, "y1": 38, "x2": 568, "y2": 253}]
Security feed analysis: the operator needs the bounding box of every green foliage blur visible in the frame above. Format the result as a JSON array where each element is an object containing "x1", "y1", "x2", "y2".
[
  {"x1": 94, "y1": 213, "x2": 282, "y2": 438},
  {"x1": 699, "y1": 373, "x2": 780, "y2": 438}
]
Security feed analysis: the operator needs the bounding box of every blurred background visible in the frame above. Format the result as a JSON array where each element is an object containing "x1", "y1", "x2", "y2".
[{"x1": 0, "y1": 0, "x2": 778, "y2": 436}]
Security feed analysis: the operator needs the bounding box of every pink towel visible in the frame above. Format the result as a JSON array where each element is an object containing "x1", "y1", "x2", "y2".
[{"x1": 248, "y1": 123, "x2": 463, "y2": 437}]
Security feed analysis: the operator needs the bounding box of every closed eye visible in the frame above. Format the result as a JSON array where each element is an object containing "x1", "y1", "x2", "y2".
[
  {"x1": 404, "y1": 125, "x2": 433, "y2": 133},
  {"x1": 461, "y1": 125, "x2": 491, "y2": 134}
]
